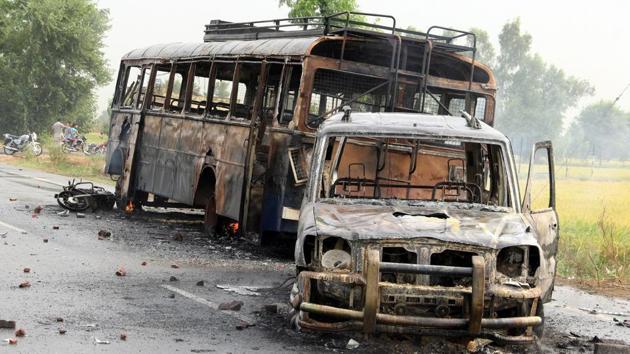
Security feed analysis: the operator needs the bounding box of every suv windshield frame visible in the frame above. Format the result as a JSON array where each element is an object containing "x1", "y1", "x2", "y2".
[{"x1": 308, "y1": 132, "x2": 519, "y2": 211}]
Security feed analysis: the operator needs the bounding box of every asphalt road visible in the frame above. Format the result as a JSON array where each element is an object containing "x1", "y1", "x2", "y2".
[{"x1": 0, "y1": 163, "x2": 629, "y2": 353}]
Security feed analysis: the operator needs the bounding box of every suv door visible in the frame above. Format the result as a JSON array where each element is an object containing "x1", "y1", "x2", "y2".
[{"x1": 522, "y1": 141, "x2": 558, "y2": 302}]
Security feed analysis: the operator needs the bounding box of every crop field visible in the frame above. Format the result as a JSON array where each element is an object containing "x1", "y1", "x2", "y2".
[{"x1": 550, "y1": 163, "x2": 630, "y2": 284}]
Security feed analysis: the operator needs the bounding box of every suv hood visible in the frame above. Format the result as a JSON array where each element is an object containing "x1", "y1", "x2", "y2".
[{"x1": 300, "y1": 200, "x2": 538, "y2": 250}]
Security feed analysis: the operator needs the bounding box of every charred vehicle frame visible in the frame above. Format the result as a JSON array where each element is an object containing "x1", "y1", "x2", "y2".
[
  {"x1": 290, "y1": 112, "x2": 558, "y2": 344},
  {"x1": 104, "y1": 13, "x2": 497, "y2": 240}
]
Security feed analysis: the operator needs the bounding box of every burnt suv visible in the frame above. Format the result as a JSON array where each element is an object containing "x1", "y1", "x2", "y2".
[{"x1": 290, "y1": 111, "x2": 558, "y2": 343}]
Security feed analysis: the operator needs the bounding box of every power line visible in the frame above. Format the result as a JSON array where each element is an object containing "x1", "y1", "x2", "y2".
[{"x1": 612, "y1": 82, "x2": 630, "y2": 107}]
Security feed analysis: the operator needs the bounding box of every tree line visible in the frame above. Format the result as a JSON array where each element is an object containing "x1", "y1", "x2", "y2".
[{"x1": 0, "y1": 0, "x2": 110, "y2": 135}]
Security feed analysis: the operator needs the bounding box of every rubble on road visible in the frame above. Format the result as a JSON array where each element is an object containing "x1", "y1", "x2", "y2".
[
  {"x1": 18, "y1": 281, "x2": 30, "y2": 288},
  {"x1": 52, "y1": 225, "x2": 59, "y2": 230},
  {"x1": 120, "y1": 333, "x2": 127, "y2": 341},
  {"x1": 43, "y1": 239, "x2": 48, "y2": 243},
  {"x1": 3, "y1": 338, "x2": 17, "y2": 345},
  {"x1": 196, "y1": 280, "x2": 205, "y2": 286},
  {"x1": 216, "y1": 284, "x2": 267, "y2": 296},
  {"x1": 9, "y1": 198, "x2": 17, "y2": 202},
  {"x1": 58, "y1": 329, "x2": 67, "y2": 335},
  {"x1": 115, "y1": 267, "x2": 126, "y2": 276},
  {"x1": 0, "y1": 320, "x2": 16, "y2": 329},
  {"x1": 33, "y1": 205, "x2": 43, "y2": 214},
  {"x1": 466, "y1": 338, "x2": 493, "y2": 353},
  {"x1": 218, "y1": 300, "x2": 243, "y2": 311},
  {"x1": 14, "y1": 329, "x2": 25, "y2": 337},
  {"x1": 169, "y1": 276, "x2": 178, "y2": 282},
  {"x1": 141, "y1": 261, "x2": 147, "y2": 266},
  {"x1": 98, "y1": 230, "x2": 112, "y2": 240},
  {"x1": 170, "y1": 264, "x2": 179, "y2": 269},
  {"x1": 23, "y1": 268, "x2": 30, "y2": 273},
  {"x1": 76, "y1": 213, "x2": 86, "y2": 218},
  {"x1": 615, "y1": 318, "x2": 630, "y2": 328},
  {"x1": 346, "y1": 338, "x2": 359, "y2": 350},
  {"x1": 57, "y1": 210, "x2": 69, "y2": 217},
  {"x1": 235, "y1": 320, "x2": 254, "y2": 330},
  {"x1": 56, "y1": 318, "x2": 63, "y2": 322},
  {"x1": 94, "y1": 338, "x2": 110, "y2": 345}
]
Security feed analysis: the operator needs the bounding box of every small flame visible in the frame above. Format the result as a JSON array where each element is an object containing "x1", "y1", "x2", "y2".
[
  {"x1": 227, "y1": 222, "x2": 239, "y2": 235},
  {"x1": 124, "y1": 201, "x2": 135, "y2": 214}
]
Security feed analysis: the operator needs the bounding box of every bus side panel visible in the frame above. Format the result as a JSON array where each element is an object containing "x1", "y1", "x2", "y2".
[
  {"x1": 214, "y1": 125, "x2": 249, "y2": 221},
  {"x1": 135, "y1": 115, "x2": 161, "y2": 193},
  {"x1": 152, "y1": 117, "x2": 181, "y2": 200},
  {"x1": 105, "y1": 111, "x2": 132, "y2": 175},
  {"x1": 260, "y1": 131, "x2": 291, "y2": 233},
  {"x1": 173, "y1": 119, "x2": 204, "y2": 204}
]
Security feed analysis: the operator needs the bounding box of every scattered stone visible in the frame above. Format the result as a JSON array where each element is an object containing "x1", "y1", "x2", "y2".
[
  {"x1": 594, "y1": 343, "x2": 630, "y2": 354},
  {"x1": 33, "y1": 205, "x2": 43, "y2": 214},
  {"x1": 173, "y1": 233, "x2": 184, "y2": 242},
  {"x1": 171, "y1": 264, "x2": 179, "y2": 269},
  {"x1": 0, "y1": 320, "x2": 16, "y2": 329},
  {"x1": 175, "y1": 338, "x2": 184, "y2": 342},
  {"x1": 235, "y1": 320, "x2": 254, "y2": 330},
  {"x1": 614, "y1": 318, "x2": 630, "y2": 328},
  {"x1": 56, "y1": 318, "x2": 64, "y2": 322},
  {"x1": 4, "y1": 338, "x2": 17, "y2": 345},
  {"x1": 196, "y1": 280, "x2": 205, "y2": 286},
  {"x1": 25, "y1": 205, "x2": 30, "y2": 209},
  {"x1": 19, "y1": 281, "x2": 31, "y2": 288},
  {"x1": 218, "y1": 301, "x2": 243, "y2": 311},
  {"x1": 43, "y1": 239, "x2": 48, "y2": 243},
  {"x1": 592, "y1": 336, "x2": 603, "y2": 343},
  {"x1": 23, "y1": 268, "x2": 30, "y2": 273},
  {"x1": 141, "y1": 261, "x2": 147, "y2": 266},
  {"x1": 0, "y1": 232, "x2": 6, "y2": 238},
  {"x1": 98, "y1": 230, "x2": 112, "y2": 238},
  {"x1": 169, "y1": 276, "x2": 178, "y2": 282},
  {"x1": 59, "y1": 329, "x2": 67, "y2": 335},
  {"x1": 76, "y1": 213, "x2": 86, "y2": 219},
  {"x1": 52, "y1": 226, "x2": 59, "y2": 230},
  {"x1": 15, "y1": 329, "x2": 25, "y2": 337},
  {"x1": 115, "y1": 268, "x2": 127, "y2": 277},
  {"x1": 168, "y1": 293, "x2": 175, "y2": 299},
  {"x1": 346, "y1": 338, "x2": 360, "y2": 350},
  {"x1": 57, "y1": 210, "x2": 69, "y2": 217},
  {"x1": 120, "y1": 333, "x2": 127, "y2": 341},
  {"x1": 9, "y1": 198, "x2": 17, "y2": 202}
]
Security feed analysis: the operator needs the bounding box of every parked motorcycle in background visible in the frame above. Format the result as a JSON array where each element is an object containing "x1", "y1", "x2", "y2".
[
  {"x1": 61, "y1": 135, "x2": 90, "y2": 155},
  {"x1": 84, "y1": 142, "x2": 107, "y2": 155},
  {"x1": 3, "y1": 132, "x2": 43, "y2": 156}
]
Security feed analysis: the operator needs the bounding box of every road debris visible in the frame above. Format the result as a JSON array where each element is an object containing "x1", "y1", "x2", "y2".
[
  {"x1": 3, "y1": 338, "x2": 17, "y2": 345},
  {"x1": 57, "y1": 210, "x2": 69, "y2": 217},
  {"x1": 168, "y1": 293, "x2": 175, "y2": 299},
  {"x1": 14, "y1": 329, "x2": 25, "y2": 337},
  {"x1": 58, "y1": 329, "x2": 67, "y2": 335},
  {"x1": 33, "y1": 205, "x2": 43, "y2": 214},
  {"x1": 173, "y1": 233, "x2": 184, "y2": 242},
  {"x1": 95, "y1": 215, "x2": 102, "y2": 220},
  {"x1": 56, "y1": 318, "x2": 64, "y2": 322},
  {"x1": 235, "y1": 320, "x2": 254, "y2": 330},
  {"x1": 0, "y1": 232, "x2": 6, "y2": 238},
  {"x1": 614, "y1": 318, "x2": 630, "y2": 328},
  {"x1": 466, "y1": 338, "x2": 493, "y2": 353},
  {"x1": 55, "y1": 180, "x2": 115, "y2": 212},
  {"x1": 218, "y1": 301, "x2": 243, "y2": 311},
  {"x1": 19, "y1": 281, "x2": 31, "y2": 288},
  {"x1": 0, "y1": 320, "x2": 16, "y2": 329},
  {"x1": 346, "y1": 338, "x2": 360, "y2": 350},
  {"x1": 580, "y1": 307, "x2": 630, "y2": 317},
  {"x1": 216, "y1": 284, "x2": 267, "y2": 296},
  {"x1": 43, "y1": 239, "x2": 48, "y2": 243},
  {"x1": 76, "y1": 213, "x2": 86, "y2": 218},
  {"x1": 52, "y1": 225, "x2": 59, "y2": 230},
  {"x1": 594, "y1": 342, "x2": 630, "y2": 354},
  {"x1": 94, "y1": 337, "x2": 110, "y2": 345},
  {"x1": 115, "y1": 267, "x2": 126, "y2": 277},
  {"x1": 120, "y1": 333, "x2": 127, "y2": 341},
  {"x1": 98, "y1": 230, "x2": 112, "y2": 240},
  {"x1": 170, "y1": 264, "x2": 179, "y2": 269},
  {"x1": 9, "y1": 197, "x2": 17, "y2": 202},
  {"x1": 141, "y1": 261, "x2": 147, "y2": 266},
  {"x1": 196, "y1": 280, "x2": 205, "y2": 286},
  {"x1": 23, "y1": 267, "x2": 30, "y2": 273},
  {"x1": 169, "y1": 276, "x2": 178, "y2": 282}
]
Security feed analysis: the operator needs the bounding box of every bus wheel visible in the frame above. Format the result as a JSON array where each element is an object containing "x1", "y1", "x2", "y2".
[{"x1": 204, "y1": 192, "x2": 217, "y2": 235}]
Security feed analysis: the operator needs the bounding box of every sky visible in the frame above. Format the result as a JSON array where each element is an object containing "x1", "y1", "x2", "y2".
[{"x1": 94, "y1": 0, "x2": 630, "y2": 123}]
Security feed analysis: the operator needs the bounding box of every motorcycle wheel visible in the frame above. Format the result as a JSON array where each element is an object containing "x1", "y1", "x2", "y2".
[
  {"x1": 56, "y1": 190, "x2": 90, "y2": 212},
  {"x1": 82, "y1": 143, "x2": 92, "y2": 156},
  {"x1": 31, "y1": 143, "x2": 43, "y2": 156},
  {"x1": 3, "y1": 145, "x2": 15, "y2": 155},
  {"x1": 61, "y1": 144, "x2": 71, "y2": 153}
]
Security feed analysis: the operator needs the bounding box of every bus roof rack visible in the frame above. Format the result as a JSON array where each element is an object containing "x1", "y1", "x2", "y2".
[{"x1": 204, "y1": 12, "x2": 476, "y2": 55}]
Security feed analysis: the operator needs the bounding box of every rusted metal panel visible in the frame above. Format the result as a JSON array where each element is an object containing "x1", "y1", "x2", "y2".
[{"x1": 122, "y1": 37, "x2": 320, "y2": 61}]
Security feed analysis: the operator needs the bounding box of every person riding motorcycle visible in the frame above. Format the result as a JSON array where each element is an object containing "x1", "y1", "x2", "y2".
[{"x1": 64, "y1": 124, "x2": 80, "y2": 148}]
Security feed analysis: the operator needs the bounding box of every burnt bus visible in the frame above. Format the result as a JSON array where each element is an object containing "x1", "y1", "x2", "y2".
[{"x1": 104, "y1": 13, "x2": 497, "y2": 240}]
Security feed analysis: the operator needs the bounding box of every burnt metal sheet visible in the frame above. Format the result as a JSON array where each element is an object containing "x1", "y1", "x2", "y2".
[{"x1": 122, "y1": 37, "x2": 320, "y2": 61}]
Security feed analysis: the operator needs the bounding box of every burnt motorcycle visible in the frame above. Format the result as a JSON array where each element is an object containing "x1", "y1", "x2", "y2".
[{"x1": 3, "y1": 132, "x2": 43, "y2": 156}]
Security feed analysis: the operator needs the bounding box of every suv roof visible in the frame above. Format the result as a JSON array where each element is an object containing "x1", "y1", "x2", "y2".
[{"x1": 318, "y1": 113, "x2": 509, "y2": 144}]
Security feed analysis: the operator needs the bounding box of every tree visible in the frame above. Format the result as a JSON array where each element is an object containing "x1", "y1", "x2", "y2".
[
  {"x1": 570, "y1": 101, "x2": 630, "y2": 162},
  {"x1": 278, "y1": 0, "x2": 359, "y2": 18},
  {"x1": 0, "y1": 0, "x2": 110, "y2": 134},
  {"x1": 493, "y1": 19, "x2": 593, "y2": 153},
  {"x1": 468, "y1": 27, "x2": 496, "y2": 68}
]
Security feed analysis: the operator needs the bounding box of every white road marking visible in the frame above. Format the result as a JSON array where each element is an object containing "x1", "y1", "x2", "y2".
[
  {"x1": 0, "y1": 220, "x2": 27, "y2": 234},
  {"x1": 161, "y1": 284, "x2": 254, "y2": 324},
  {"x1": 32, "y1": 176, "x2": 64, "y2": 187}
]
